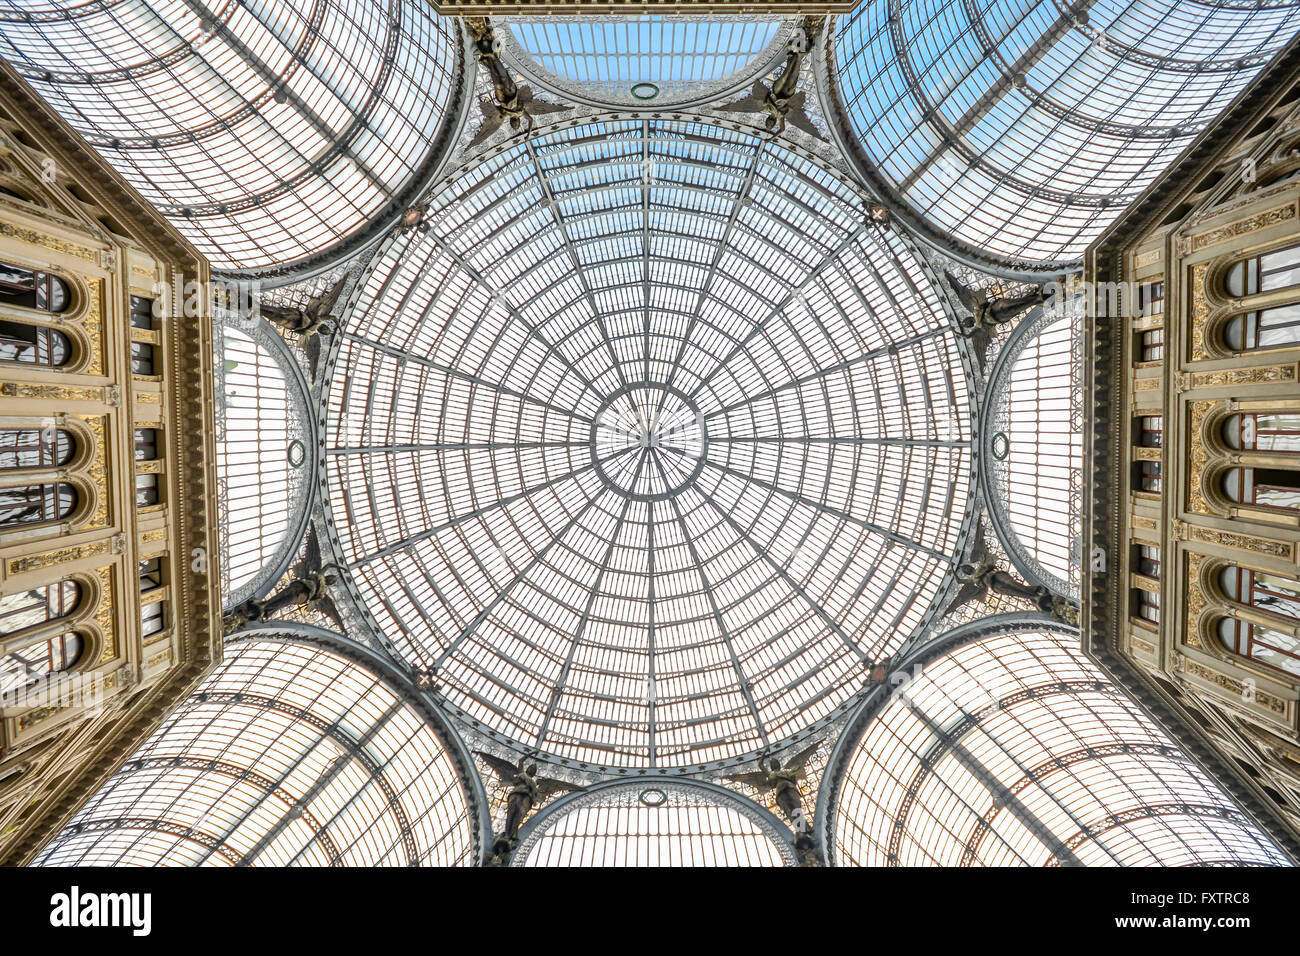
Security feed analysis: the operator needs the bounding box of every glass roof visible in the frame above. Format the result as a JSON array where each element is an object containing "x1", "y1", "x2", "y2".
[
  {"x1": 215, "y1": 316, "x2": 313, "y2": 606},
  {"x1": 12, "y1": 2, "x2": 1294, "y2": 867},
  {"x1": 505, "y1": 16, "x2": 788, "y2": 105},
  {"x1": 986, "y1": 306, "x2": 1081, "y2": 594},
  {"x1": 513, "y1": 781, "x2": 794, "y2": 866},
  {"x1": 831, "y1": 629, "x2": 1286, "y2": 866},
  {"x1": 0, "y1": 0, "x2": 460, "y2": 273},
  {"x1": 35, "y1": 636, "x2": 478, "y2": 866},
  {"x1": 325, "y1": 115, "x2": 972, "y2": 770},
  {"x1": 833, "y1": 0, "x2": 1300, "y2": 267}
]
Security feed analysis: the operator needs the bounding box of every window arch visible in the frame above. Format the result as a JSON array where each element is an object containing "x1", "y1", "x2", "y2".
[
  {"x1": 1223, "y1": 412, "x2": 1300, "y2": 455},
  {"x1": 0, "y1": 631, "x2": 83, "y2": 701},
  {"x1": 511, "y1": 780, "x2": 795, "y2": 867},
  {"x1": 1223, "y1": 466, "x2": 1300, "y2": 515},
  {"x1": 1222, "y1": 309, "x2": 1300, "y2": 353},
  {"x1": 502, "y1": 16, "x2": 792, "y2": 109},
  {"x1": 1218, "y1": 617, "x2": 1300, "y2": 680},
  {"x1": 0, "y1": 261, "x2": 70, "y2": 313},
  {"x1": 983, "y1": 308, "x2": 1082, "y2": 595},
  {"x1": 1215, "y1": 565, "x2": 1300, "y2": 679},
  {"x1": 0, "y1": 321, "x2": 71, "y2": 367},
  {"x1": 1219, "y1": 240, "x2": 1300, "y2": 353},
  {"x1": 0, "y1": 482, "x2": 77, "y2": 528},
  {"x1": 216, "y1": 316, "x2": 314, "y2": 608},
  {"x1": 1225, "y1": 242, "x2": 1300, "y2": 298},
  {"x1": 0, "y1": 427, "x2": 75, "y2": 471},
  {"x1": 0, "y1": 580, "x2": 81, "y2": 640}
]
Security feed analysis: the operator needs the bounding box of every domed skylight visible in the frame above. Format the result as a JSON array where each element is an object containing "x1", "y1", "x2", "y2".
[{"x1": 324, "y1": 115, "x2": 973, "y2": 771}]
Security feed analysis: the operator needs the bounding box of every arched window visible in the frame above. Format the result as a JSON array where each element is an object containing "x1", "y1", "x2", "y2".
[
  {"x1": 1222, "y1": 242, "x2": 1300, "y2": 353},
  {"x1": 1223, "y1": 308, "x2": 1300, "y2": 352},
  {"x1": 513, "y1": 782, "x2": 794, "y2": 866},
  {"x1": 1218, "y1": 618, "x2": 1300, "y2": 679},
  {"x1": 1224, "y1": 413, "x2": 1300, "y2": 454},
  {"x1": 0, "y1": 320, "x2": 71, "y2": 367},
  {"x1": 0, "y1": 427, "x2": 75, "y2": 471},
  {"x1": 0, "y1": 632, "x2": 83, "y2": 700},
  {"x1": 1225, "y1": 242, "x2": 1300, "y2": 297},
  {"x1": 0, "y1": 580, "x2": 81, "y2": 638},
  {"x1": 1216, "y1": 566, "x2": 1300, "y2": 678},
  {"x1": 0, "y1": 262, "x2": 69, "y2": 313},
  {"x1": 1220, "y1": 567, "x2": 1300, "y2": 624},
  {"x1": 0, "y1": 482, "x2": 77, "y2": 527},
  {"x1": 1224, "y1": 467, "x2": 1300, "y2": 514},
  {"x1": 985, "y1": 310, "x2": 1081, "y2": 595}
]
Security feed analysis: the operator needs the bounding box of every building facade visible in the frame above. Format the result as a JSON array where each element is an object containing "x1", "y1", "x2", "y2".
[
  {"x1": 1085, "y1": 35, "x2": 1300, "y2": 854},
  {"x1": 0, "y1": 61, "x2": 220, "y2": 865}
]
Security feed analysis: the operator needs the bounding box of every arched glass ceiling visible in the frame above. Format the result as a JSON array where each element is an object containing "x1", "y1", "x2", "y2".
[
  {"x1": 832, "y1": 0, "x2": 1300, "y2": 269},
  {"x1": 984, "y1": 307, "x2": 1081, "y2": 595},
  {"x1": 0, "y1": 0, "x2": 460, "y2": 274},
  {"x1": 324, "y1": 115, "x2": 972, "y2": 772},
  {"x1": 513, "y1": 781, "x2": 794, "y2": 866},
  {"x1": 216, "y1": 314, "x2": 313, "y2": 607},
  {"x1": 34, "y1": 635, "x2": 479, "y2": 866},
  {"x1": 831, "y1": 629, "x2": 1286, "y2": 866},
  {"x1": 504, "y1": 16, "x2": 788, "y2": 106}
]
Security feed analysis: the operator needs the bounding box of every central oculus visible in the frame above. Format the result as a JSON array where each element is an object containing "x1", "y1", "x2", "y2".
[{"x1": 591, "y1": 382, "x2": 709, "y2": 501}]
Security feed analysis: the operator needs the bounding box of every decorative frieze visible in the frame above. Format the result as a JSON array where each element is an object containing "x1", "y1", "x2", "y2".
[
  {"x1": 1187, "y1": 526, "x2": 1293, "y2": 559},
  {"x1": 1179, "y1": 202, "x2": 1299, "y2": 256},
  {"x1": 7, "y1": 539, "x2": 110, "y2": 575},
  {"x1": 1179, "y1": 657, "x2": 1289, "y2": 717}
]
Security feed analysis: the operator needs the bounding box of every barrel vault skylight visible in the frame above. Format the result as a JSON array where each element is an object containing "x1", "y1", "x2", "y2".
[{"x1": 0, "y1": 0, "x2": 461, "y2": 274}]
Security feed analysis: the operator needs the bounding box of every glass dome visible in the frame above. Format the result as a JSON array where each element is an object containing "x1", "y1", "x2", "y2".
[{"x1": 324, "y1": 115, "x2": 972, "y2": 771}]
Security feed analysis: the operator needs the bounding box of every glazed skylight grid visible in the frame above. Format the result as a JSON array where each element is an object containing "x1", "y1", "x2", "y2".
[
  {"x1": 516, "y1": 785, "x2": 790, "y2": 866},
  {"x1": 832, "y1": 630, "x2": 1286, "y2": 867},
  {"x1": 834, "y1": 0, "x2": 1300, "y2": 264},
  {"x1": 216, "y1": 324, "x2": 296, "y2": 598},
  {"x1": 995, "y1": 312, "x2": 1081, "y2": 592},
  {"x1": 34, "y1": 638, "x2": 476, "y2": 867},
  {"x1": 508, "y1": 16, "x2": 783, "y2": 94},
  {"x1": 325, "y1": 118, "x2": 971, "y2": 770},
  {"x1": 0, "y1": 0, "x2": 458, "y2": 270}
]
